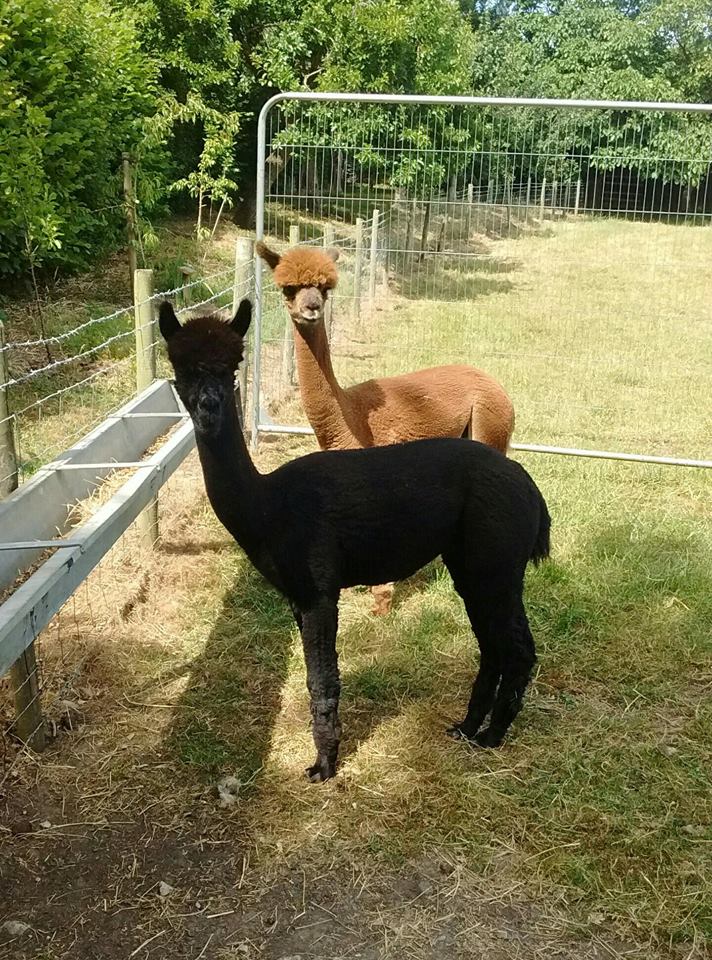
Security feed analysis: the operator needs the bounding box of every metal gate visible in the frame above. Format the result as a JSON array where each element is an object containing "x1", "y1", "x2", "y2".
[{"x1": 252, "y1": 93, "x2": 712, "y2": 468}]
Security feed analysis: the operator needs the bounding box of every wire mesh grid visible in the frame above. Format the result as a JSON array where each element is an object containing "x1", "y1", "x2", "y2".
[
  {"x1": 0, "y1": 263, "x2": 253, "y2": 780},
  {"x1": 0, "y1": 269, "x2": 237, "y2": 490},
  {"x1": 0, "y1": 460, "x2": 199, "y2": 786},
  {"x1": 255, "y1": 97, "x2": 712, "y2": 464}
]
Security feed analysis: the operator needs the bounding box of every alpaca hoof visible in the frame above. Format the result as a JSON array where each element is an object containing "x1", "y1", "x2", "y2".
[
  {"x1": 305, "y1": 759, "x2": 336, "y2": 783},
  {"x1": 370, "y1": 584, "x2": 394, "y2": 616},
  {"x1": 446, "y1": 724, "x2": 467, "y2": 740},
  {"x1": 446, "y1": 722, "x2": 480, "y2": 741},
  {"x1": 473, "y1": 726, "x2": 505, "y2": 748},
  {"x1": 371, "y1": 600, "x2": 392, "y2": 617}
]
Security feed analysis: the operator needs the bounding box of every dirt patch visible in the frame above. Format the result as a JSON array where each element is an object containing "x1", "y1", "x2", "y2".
[{"x1": 1, "y1": 771, "x2": 652, "y2": 960}]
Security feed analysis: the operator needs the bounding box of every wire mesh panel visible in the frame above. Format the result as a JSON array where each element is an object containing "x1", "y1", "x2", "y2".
[
  {"x1": 0, "y1": 268, "x2": 238, "y2": 491},
  {"x1": 253, "y1": 94, "x2": 712, "y2": 466},
  {"x1": 0, "y1": 260, "x2": 252, "y2": 779}
]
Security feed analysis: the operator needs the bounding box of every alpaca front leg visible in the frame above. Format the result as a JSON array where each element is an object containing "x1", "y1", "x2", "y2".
[
  {"x1": 300, "y1": 600, "x2": 341, "y2": 782},
  {"x1": 371, "y1": 582, "x2": 395, "y2": 616}
]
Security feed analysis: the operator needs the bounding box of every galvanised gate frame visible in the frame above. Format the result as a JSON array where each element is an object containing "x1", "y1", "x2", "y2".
[{"x1": 252, "y1": 93, "x2": 712, "y2": 469}]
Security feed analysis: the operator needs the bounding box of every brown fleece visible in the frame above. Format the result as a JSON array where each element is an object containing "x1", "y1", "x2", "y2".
[
  {"x1": 256, "y1": 242, "x2": 338, "y2": 290},
  {"x1": 258, "y1": 243, "x2": 513, "y2": 454}
]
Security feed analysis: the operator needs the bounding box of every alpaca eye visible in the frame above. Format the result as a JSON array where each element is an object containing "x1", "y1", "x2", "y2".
[{"x1": 283, "y1": 286, "x2": 297, "y2": 300}]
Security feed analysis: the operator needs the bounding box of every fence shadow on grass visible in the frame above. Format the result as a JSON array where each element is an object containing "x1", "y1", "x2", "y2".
[{"x1": 386, "y1": 254, "x2": 519, "y2": 303}]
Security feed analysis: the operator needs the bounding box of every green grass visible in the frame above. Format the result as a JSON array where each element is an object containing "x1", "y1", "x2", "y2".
[{"x1": 290, "y1": 215, "x2": 712, "y2": 462}]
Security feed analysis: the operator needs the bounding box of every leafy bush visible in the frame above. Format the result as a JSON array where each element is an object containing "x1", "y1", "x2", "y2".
[{"x1": 0, "y1": 0, "x2": 163, "y2": 276}]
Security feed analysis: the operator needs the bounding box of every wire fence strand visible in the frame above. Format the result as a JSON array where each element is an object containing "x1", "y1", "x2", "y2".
[{"x1": 1, "y1": 257, "x2": 255, "y2": 781}]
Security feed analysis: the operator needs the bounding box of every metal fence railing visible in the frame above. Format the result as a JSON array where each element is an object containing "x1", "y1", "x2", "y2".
[
  {"x1": 0, "y1": 251, "x2": 255, "y2": 782},
  {"x1": 251, "y1": 93, "x2": 712, "y2": 469}
]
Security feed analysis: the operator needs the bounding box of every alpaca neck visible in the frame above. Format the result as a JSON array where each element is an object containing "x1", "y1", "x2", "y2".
[
  {"x1": 193, "y1": 396, "x2": 264, "y2": 558},
  {"x1": 293, "y1": 320, "x2": 354, "y2": 447}
]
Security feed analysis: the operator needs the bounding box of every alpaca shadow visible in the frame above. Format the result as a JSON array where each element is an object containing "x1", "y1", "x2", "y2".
[
  {"x1": 337, "y1": 571, "x2": 466, "y2": 762},
  {"x1": 160, "y1": 552, "x2": 461, "y2": 783},
  {"x1": 164, "y1": 561, "x2": 295, "y2": 785}
]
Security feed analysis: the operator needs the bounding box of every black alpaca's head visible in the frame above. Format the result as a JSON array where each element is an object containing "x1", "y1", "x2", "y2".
[{"x1": 159, "y1": 299, "x2": 252, "y2": 437}]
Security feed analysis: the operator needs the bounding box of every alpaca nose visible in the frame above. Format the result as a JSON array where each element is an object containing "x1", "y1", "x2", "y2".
[{"x1": 197, "y1": 393, "x2": 220, "y2": 423}]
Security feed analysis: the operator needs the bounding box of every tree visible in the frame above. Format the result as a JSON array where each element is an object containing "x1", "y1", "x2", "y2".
[{"x1": 0, "y1": 0, "x2": 162, "y2": 276}]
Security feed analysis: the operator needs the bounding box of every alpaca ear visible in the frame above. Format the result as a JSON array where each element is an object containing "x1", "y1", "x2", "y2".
[
  {"x1": 255, "y1": 241, "x2": 281, "y2": 271},
  {"x1": 231, "y1": 298, "x2": 252, "y2": 337},
  {"x1": 158, "y1": 301, "x2": 181, "y2": 341},
  {"x1": 325, "y1": 247, "x2": 340, "y2": 263}
]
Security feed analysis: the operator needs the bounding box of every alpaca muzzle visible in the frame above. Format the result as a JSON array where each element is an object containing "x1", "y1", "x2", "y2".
[{"x1": 195, "y1": 387, "x2": 224, "y2": 434}]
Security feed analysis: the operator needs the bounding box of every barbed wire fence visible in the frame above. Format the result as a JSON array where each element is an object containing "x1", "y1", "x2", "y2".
[{"x1": 0, "y1": 245, "x2": 255, "y2": 785}]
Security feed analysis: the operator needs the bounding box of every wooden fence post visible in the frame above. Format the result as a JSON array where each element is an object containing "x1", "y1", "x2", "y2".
[
  {"x1": 0, "y1": 320, "x2": 42, "y2": 749},
  {"x1": 552, "y1": 180, "x2": 558, "y2": 214},
  {"x1": 526, "y1": 177, "x2": 532, "y2": 211},
  {"x1": 419, "y1": 202, "x2": 431, "y2": 262},
  {"x1": 0, "y1": 316, "x2": 18, "y2": 498},
  {"x1": 540, "y1": 178, "x2": 547, "y2": 221},
  {"x1": 466, "y1": 183, "x2": 474, "y2": 237},
  {"x1": 574, "y1": 179, "x2": 582, "y2": 217},
  {"x1": 122, "y1": 153, "x2": 138, "y2": 301},
  {"x1": 134, "y1": 268, "x2": 158, "y2": 548},
  {"x1": 179, "y1": 265, "x2": 195, "y2": 308},
  {"x1": 233, "y1": 237, "x2": 254, "y2": 421},
  {"x1": 281, "y1": 225, "x2": 299, "y2": 389},
  {"x1": 353, "y1": 217, "x2": 364, "y2": 321},
  {"x1": 405, "y1": 201, "x2": 416, "y2": 263},
  {"x1": 10, "y1": 644, "x2": 45, "y2": 752},
  {"x1": 323, "y1": 224, "x2": 335, "y2": 342},
  {"x1": 368, "y1": 209, "x2": 380, "y2": 306}
]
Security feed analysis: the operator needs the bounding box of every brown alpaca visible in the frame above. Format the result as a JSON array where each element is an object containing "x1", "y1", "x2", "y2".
[{"x1": 256, "y1": 241, "x2": 515, "y2": 614}]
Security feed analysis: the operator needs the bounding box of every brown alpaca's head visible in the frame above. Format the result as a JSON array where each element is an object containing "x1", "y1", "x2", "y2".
[
  {"x1": 159, "y1": 299, "x2": 252, "y2": 437},
  {"x1": 256, "y1": 241, "x2": 339, "y2": 327}
]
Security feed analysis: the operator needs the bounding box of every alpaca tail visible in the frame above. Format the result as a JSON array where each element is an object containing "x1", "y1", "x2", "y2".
[{"x1": 530, "y1": 488, "x2": 551, "y2": 566}]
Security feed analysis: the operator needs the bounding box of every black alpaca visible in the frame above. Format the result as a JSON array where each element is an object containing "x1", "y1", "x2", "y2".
[{"x1": 159, "y1": 299, "x2": 551, "y2": 782}]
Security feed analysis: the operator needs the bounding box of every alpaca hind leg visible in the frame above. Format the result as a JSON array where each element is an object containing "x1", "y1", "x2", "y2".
[
  {"x1": 300, "y1": 598, "x2": 341, "y2": 782},
  {"x1": 371, "y1": 582, "x2": 395, "y2": 616},
  {"x1": 475, "y1": 602, "x2": 536, "y2": 748},
  {"x1": 447, "y1": 616, "x2": 501, "y2": 740},
  {"x1": 443, "y1": 558, "x2": 504, "y2": 739}
]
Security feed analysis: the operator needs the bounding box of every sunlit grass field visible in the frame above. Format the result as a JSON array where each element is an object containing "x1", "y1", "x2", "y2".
[{"x1": 313, "y1": 216, "x2": 711, "y2": 461}]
